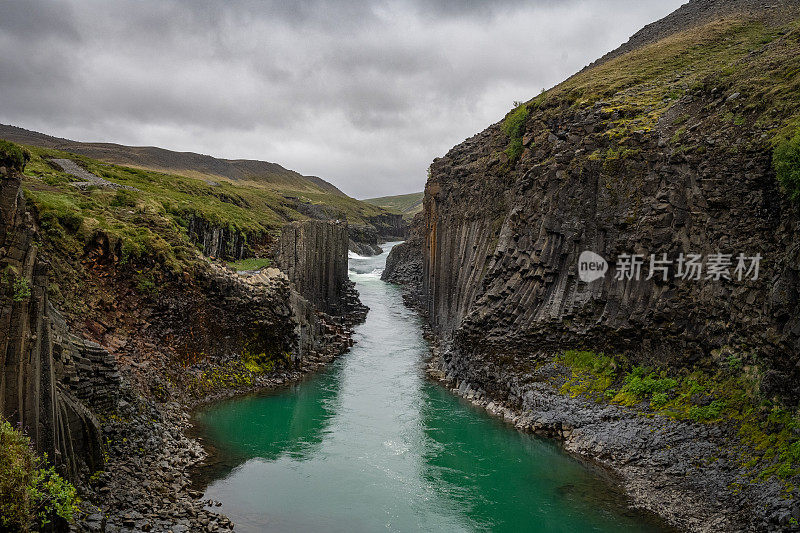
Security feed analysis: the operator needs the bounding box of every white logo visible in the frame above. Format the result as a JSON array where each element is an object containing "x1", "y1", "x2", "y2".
[{"x1": 578, "y1": 251, "x2": 608, "y2": 283}]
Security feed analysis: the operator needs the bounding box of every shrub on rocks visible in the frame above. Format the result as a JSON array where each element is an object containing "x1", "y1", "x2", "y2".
[
  {"x1": 0, "y1": 417, "x2": 78, "y2": 532},
  {"x1": 0, "y1": 139, "x2": 30, "y2": 172},
  {"x1": 774, "y1": 131, "x2": 800, "y2": 201}
]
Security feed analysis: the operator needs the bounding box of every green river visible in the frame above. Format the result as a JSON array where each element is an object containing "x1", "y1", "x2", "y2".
[{"x1": 191, "y1": 243, "x2": 669, "y2": 532}]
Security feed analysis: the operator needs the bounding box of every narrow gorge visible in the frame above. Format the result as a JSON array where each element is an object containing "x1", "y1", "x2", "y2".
[
  {"x1": 3, "y1": 0, "x2": 800, "y2": 532},
  {"x1": 384, "y1": 0, "x2": 800, "y2": 531}
]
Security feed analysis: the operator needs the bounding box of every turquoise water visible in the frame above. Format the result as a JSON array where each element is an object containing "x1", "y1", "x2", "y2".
[{"x1": 191, "y1": 243, "x2": 668, "y2": 532}]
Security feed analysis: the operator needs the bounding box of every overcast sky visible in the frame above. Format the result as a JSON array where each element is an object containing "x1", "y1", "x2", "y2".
[{"x1": 0, "y1": 0, "x2": 684, "y2": 198}]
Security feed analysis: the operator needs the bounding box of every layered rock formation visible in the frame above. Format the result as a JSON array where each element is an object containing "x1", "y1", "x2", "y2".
[
  {"x1": 349, "y1": 214, "x2": 408, "y2": 256},
  {"x1": 388, "y1": 0, "x2": 800, "y2": 391},
  {"x1": 0, "y1": 154, "x2": 109, "y2": 481},
  {"x1": 278, "y1": 220, "x2": 365, "y2": 317},
  {"x1": 366, "y1": 212, "x2": 407, "y2": 242},
  {"x1": 381, "y1": 213, "x2": 423, "y2": 303},
  {"x1": 185, "y1": 214, "x2": 270, "y2": 260}
]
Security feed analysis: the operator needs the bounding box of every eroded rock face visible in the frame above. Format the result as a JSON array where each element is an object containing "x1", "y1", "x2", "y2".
[
  {"x1": 278, "y1": 220, "x2": 365, "y2": 317},
  {"x1": 185, "y1": 214, "x2": 270, "y2": 260},
  {"x1": 381, "y1": 212, "x2": 423, "y2": 301},
  {"x1": 366, "y1": 213, "x2": 407, "y2": 241},
  {"x1": 412, "y1": 91, "x2": 800, "y2": 391},
  {"x1": 348, "y1": 224, "x2": 383, "y2": 256},
  {"x1": 0, "y1": 162, "x2": 109, "y2": 480}
]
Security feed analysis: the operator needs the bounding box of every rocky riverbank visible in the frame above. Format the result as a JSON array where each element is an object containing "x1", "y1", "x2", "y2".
[
  {"x1": 421, "y1": 339, "x2": 799, "y2": 533},
  {"x1": 386, "y1": 256, "x2": 769, "y2": 531},
  {"x1": 74, "y1": 337, "x2": 358, "y2": 533}
]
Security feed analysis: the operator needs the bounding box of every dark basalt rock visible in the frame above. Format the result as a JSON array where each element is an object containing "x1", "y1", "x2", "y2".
[
  {"x1": 278, "y1": 219, "x2": 367, "y2": 318},
  {"x1": 383, "y1": 1, "x2": 800, "y2": 529},
  {"x1": 348, "y1": 224, "x2": 383, "y2": 256},
  {"x1": 0, "y1": 162, "x2": 109, "y2": 481},
  {"x1": 185, "y1": 214, "x2": 271, "y2": 260}
]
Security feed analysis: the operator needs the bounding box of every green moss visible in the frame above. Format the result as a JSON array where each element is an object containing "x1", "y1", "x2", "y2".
[
  {"x1": 613, "y1": 367, "x2": 678, "y2": 406},
  {"x1": 774, "y1": 130, "x2": 800, "y2": 200},
  {"x1": 2, "y1": 268, "x2": 31, "y2": 302},
  {"x1": 12, "y1": 277, "x2": 31, "y2": 302},
  {"x1": 557, "y1": 350, "x2": 623, "y2": 400},
  {"x1": 651, "y1": 392, "x2": 669, "y2": 409},
  {"x1": 0, "y1": 417, "x2": 79, "y2": 530},
  {"x1": 0, "y1": 140, "x2": 31, "y2": 171},
  {"x1": 227, "y1": 257, "x2": 273, "y2": 271},
  {"x1": 689, "y1": 400, "x2": 727, "y2": 421},
  {"x1": 554, "y1": 348, "x2": 800, "y2": 491},
  {"x1": 501, "y1": 104, "x2": 530, "y2": 161},
  {"x1": 182, "y1": 351, "x2": 286, "y2": 399}
]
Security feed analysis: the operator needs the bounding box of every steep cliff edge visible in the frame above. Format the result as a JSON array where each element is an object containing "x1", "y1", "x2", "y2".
[
  {"x1": 277, "y1": 220, "x2": 367, "y2": 318},
  {"x1": 387, "y1": 0, "x2": 800, "y2": 530},
  {"x1": 409, "y1": 0, "x2": 800, "y2": 382},
  {"x1": 1, "y1": 150, "x2": 107, "y2": 483},
  {"x1": 1, "y1": 135, "x2": 367, "y2": 530}
]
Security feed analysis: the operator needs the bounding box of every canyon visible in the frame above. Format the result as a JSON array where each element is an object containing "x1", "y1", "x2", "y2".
[
  {"x1": 3, "y1": 0, "x2": 800, "y2": 531},
  {"x1": 0, "y1": 141, "x2": 369, "y2": 530},
  {"x1": 384, "y1": 0, "x2": 800, "y2": 530}
]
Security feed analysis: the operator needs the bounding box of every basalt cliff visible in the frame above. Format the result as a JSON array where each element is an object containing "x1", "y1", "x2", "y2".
[
  {"x1": 0, "y1": 139, "x2": 366, "y2": 531},
  {"x1": 386, "y1": 0, "x2": 800, "y2": 531}
]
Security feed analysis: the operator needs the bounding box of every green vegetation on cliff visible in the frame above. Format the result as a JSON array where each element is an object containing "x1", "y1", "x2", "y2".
[
  {"x1": 22, "y1": 144, "x2": 384, "y2": 238},
  {"x1": 774, "y1": 131, "x2": 800, "y2": 200},
  {"x1": 556, "y1": 350, "x2": 800, "y2": 490},
  {"x1": 2, "y1": 141, "x2": 385, "y2": 317},
  {"x1": 505, "y1": 14, "x2": 800, "y2": 186},
  {"x1": 363, "y1": 191, "x2": 423, "y2": 218},
  {"x1": 0, "y1": 139, "x2": 30, "y2": 171},
  {"x1": 501, "y1": 104, "x2": 529, "y2": 161},
  {"x1": 0, "y1": 417, "x2": 78, "y2": 531}
]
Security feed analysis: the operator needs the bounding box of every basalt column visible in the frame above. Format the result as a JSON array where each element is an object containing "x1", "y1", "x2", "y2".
[
  {"x1": 0, "y1": 154, "x2": 107, "y2": 480},
  {"x1": 278, "y1": 220, "x2": 360, "y2": 317}
]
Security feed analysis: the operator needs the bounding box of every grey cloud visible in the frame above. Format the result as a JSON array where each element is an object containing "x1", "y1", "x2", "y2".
[{"x1": 0, "y1": 0, "x2": 685, "y2": 197}]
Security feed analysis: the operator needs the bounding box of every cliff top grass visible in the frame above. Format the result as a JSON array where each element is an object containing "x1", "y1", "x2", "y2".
[
  {"x1": 22, "y1": 144, "x2": 384, "y2": 232},
  {"x1": 7, "y1": 140, "x2": 386, "y2": 316},
  {"x1": 556, "y1": 350, "x2": 800, "y2": 496},
  {"x1": 17, "y1": 143, "x2": 385, "y2": 269},
  {"x1": 362, "y1": 191, "x2": 424, "y2": 217},
  {"x1": 0, "y1": 139, "x2": 30, "y2": 171},
  {"x1": 503, "y1": 12, "x2": 800, "y2": 170}
]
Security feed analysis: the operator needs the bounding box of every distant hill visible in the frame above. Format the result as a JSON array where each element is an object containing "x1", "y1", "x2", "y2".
[
  {"x1": 0, "y1": 124, "x2": 346, "y2": 196},
  {"x1": 363, "y1": 192, "x2": 423, "y2": 217},
  {"x1": 0, "y1": 124, "x2": 402, "y2": 258}
]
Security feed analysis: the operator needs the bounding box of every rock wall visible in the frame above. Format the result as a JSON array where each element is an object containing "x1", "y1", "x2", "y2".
[
  {"x1": 418, "y1": 106, "x2": 800, "y2": 389},
  {"x1": 348, "y1": 225, "x2": 383, "y2": 256},
  {"x1": 381, "y1": 212, "x2": 423, "y2": 298},
  {"x1": 185, "y1": 214, "x2": 271, "y2": 260},
  {"x1": 366, "y1": 213, "x2": 407, "y2": 241},
  {"x1": 383, "y1": 3, "x2": 800, "y2": 398},
  {"x1": 153, "y1": 262, "x2": 351, "y2": 366},
  {"x1": 0, "y1": 160, "x2": 112, "y2": 481},
  {"x1": 277, "y1": 220, "x2": 363, "y2": 317}
]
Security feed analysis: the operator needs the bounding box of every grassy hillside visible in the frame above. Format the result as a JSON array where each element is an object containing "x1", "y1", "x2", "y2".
[
  {"x1": 502, "y1": 10, "x2": 800, "y2": 166},
  {"x1": 17, "y1": 144, "x2": 383, "y2": 263},
  {"x1": 363, "y1": 192, "x2": 423, "y2": 218},
  {"x1": 0, "y1": 124, "x2": 346, "y2": 196}
]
